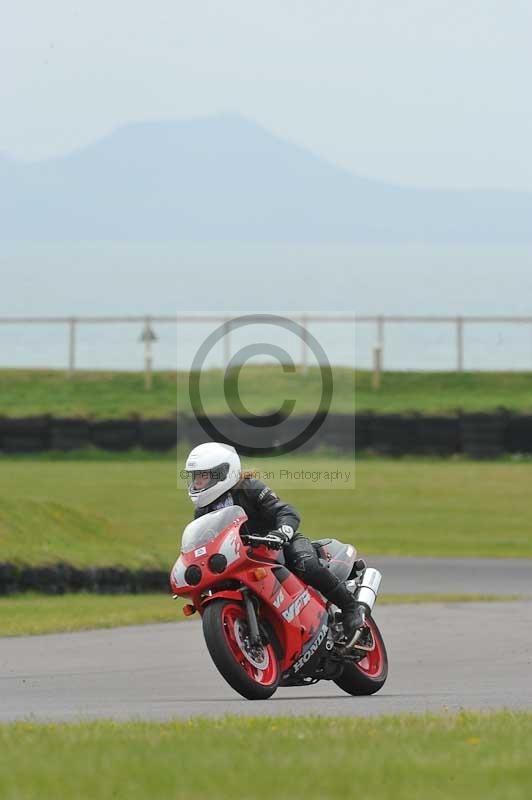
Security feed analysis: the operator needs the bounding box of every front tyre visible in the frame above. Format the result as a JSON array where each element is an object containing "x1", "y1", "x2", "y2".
[
  {"x1": 334, "y1": 615, "x2": 388, "y2": 696},
  {"x1": 202, "y1": 599, "x2": 280, "y2": 700}
]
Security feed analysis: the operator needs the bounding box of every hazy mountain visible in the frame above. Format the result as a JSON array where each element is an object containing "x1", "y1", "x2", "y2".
[{"x1": 1, "y1": 114, "x2": 530, "y2": 242}]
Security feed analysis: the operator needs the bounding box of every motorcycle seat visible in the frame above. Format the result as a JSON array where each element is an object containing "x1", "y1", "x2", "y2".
[{"x1": 311, "y1": 538, "x2": 333, "y2": 548}]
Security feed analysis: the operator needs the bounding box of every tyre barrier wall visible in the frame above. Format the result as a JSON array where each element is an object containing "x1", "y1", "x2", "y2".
[
  {"x1": 2, "y1": 412, "x2": 532, "y2": 457},
  {"x1": 459, "y1": 413, "x2": 508, "y2": 460},
  {"x1": 0, "y1": 416, "x2": 51, "y2": 453},
  {"x1": 505, "y1": 415, "x2": 532, "y2": 455},
  {"x1": 0, "y1": 562, "x2": 169, "y2": 596}
]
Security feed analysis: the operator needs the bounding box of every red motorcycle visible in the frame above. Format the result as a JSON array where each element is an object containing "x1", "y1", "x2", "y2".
[{"x1": 170, "y1": 505, "x2": 388, "y2": 700}]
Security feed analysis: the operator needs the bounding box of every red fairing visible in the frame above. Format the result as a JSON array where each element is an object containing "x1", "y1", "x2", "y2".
[{"x1": 170, "y1": 513, "x2": 328, "y2": 674}]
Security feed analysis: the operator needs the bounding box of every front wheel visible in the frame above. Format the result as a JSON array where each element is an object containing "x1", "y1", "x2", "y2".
[
  {"x1": 334, "y1": 615, "x2": 388, "y2": 696},
  {"x1": 202, "y1": 599, "x2": 280, "y2": 700}
]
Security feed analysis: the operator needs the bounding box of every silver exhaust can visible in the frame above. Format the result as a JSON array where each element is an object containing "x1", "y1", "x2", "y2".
[{"x1": 354, "y1": 567, "x2": 382, "y2": 613}]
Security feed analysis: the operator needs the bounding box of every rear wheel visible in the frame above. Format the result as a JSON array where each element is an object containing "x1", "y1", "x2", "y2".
[
  {"x1": 202, "y1": 599, "x2": 280, "y2": 700},
  {"x1": 334, "y1": 615, "x2": 388, "y2": 696}
]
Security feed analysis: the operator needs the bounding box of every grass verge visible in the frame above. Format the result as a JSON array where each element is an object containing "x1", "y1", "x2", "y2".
[
  {"x1": 1, "y1": 712, "x2": 531, "y2": 800},
  {"x1": 1, "y1": 593, "x2": 529, "y2": 637},
  {"x1": 2, "y1": 366, "x2": 532, "y2": 417},
  {"x1": 0, "y1": 593, "x2": 183, "y2": 637},
  {"x1": 1, "y1": 455, "x2": 532, "y2": 565}
]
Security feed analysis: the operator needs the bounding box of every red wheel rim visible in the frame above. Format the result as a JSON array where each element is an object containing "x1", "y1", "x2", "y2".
[
  {"x1": 221, "y1": 603, "x2": 279, "y2": 686},
  {"x1": 353, "y1": 617, "x2": 384, "y2": 677}
]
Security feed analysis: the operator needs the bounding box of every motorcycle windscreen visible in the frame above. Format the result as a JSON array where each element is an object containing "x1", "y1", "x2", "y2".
[{"x1": 181, "y1": 505, "x2": 247, "y2": 553}]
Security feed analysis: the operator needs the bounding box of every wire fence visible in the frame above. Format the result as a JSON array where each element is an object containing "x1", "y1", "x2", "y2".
[{"x1": 2, "y1": 314, "x2": 532, "y2": 377}]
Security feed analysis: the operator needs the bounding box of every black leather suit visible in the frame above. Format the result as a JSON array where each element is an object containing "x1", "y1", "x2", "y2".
[{"x1": 194, "y1": 477, "x2": 339, "y2": 596}]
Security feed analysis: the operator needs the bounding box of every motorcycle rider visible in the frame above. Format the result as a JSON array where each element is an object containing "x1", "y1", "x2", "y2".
[{"x1": 184, "y1": 441, "x2": 365, "y2": 645}]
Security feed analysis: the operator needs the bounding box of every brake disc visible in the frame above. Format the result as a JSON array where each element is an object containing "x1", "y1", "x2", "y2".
[{"x1": 233, "y1": 618, "x2": 270, "y2": 670}]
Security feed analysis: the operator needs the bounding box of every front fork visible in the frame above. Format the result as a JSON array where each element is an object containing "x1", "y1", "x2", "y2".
[{"x1": 242, "y1": 588, "x2": 262, "y2": 647}]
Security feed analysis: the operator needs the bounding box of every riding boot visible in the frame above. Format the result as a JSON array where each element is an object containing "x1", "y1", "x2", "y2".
[{"x1": 326, "y1": 582, "x2": 366, "y2": 646}]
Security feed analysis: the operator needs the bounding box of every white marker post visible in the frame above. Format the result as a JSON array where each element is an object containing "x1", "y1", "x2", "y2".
[
  {"x1": 372, "y1": 345, "x2": 382, "y2": 390},
  {"x1": 140, "y1": 319, "x2": 158, "y2": 390}
]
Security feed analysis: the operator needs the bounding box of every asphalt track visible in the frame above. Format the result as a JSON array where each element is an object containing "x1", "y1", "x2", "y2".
[
  {"x1": 369, "y1": 556, "x2": 532, "y2": 595},
  {"x1": 2, "y1": 600, "x2": 531, "y2": 722}
]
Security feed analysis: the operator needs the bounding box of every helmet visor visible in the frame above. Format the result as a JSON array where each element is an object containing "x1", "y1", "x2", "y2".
[{"x1": 187, "y1": 462, "x2": 230, "y2": 496}]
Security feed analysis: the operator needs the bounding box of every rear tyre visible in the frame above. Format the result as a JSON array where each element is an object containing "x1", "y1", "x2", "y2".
[
  {"x1": 334, "y1": 615, "x2": 388, "y2": 696},
  {"x1": 202, "y1": 599, "x2": 280, "y2": 700}
]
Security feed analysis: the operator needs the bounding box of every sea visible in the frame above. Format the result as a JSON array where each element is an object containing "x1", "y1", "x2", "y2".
[{"x1": 1, "y1": 243, "x2": 531, "y2": 372}]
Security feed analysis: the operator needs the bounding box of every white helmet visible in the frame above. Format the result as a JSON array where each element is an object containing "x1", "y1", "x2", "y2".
[{"x1": 185, "y1": 442, "x2": 241, "y2": 508}]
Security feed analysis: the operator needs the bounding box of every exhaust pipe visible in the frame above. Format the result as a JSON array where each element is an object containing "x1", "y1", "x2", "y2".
[{"x1": 348, "y1": 567, "x2": 382, "y2": 614}]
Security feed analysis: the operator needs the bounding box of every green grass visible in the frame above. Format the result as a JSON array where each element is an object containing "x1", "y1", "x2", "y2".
[
  {"x1": 1, "y1": 593, "x2": 528, "y2": 638},
  {"x1": 1, "y1": 366, "x2": 532, "y2": 417},
  {"x1": 1, "y1": 454, "x2": 531, "y2": 566},
  {"x1": 0, "y1": 593, "x2": 184, "y2": 637},
  {"x1": 1, "y1": 712, "x2": 531, "y2": 800}
]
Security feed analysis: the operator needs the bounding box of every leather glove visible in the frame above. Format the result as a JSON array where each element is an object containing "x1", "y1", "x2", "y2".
[
  {"x1": 265, "y1": 525, "x2": 294, "y2": 549},
  {"x1": 278, "y1": 524, "x2": 294, "y2": 541}
]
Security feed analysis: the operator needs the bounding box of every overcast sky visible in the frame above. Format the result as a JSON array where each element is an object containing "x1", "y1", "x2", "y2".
[{"x1": 2, "y1": 0, "x2": 531, "y2": 190}]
